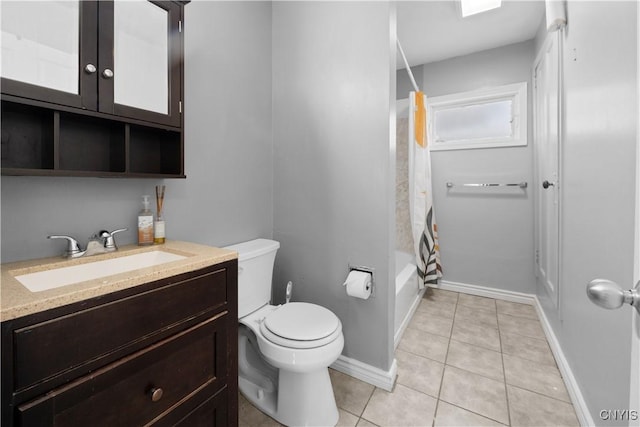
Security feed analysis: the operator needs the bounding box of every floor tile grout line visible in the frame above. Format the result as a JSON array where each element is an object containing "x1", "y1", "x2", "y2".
[
  {"x1": 500, "y1": 352, "x2": 558, "y2": 368},
  {"x1": 498, "y1": 330, "x2": 547, "y2": 341},
  {"x1": 453, "y1": 304, "x2": 499, "y2": 315},
  {"x1": 499, "y1": 328, "x2": 552, "y2": 343},
  {"x1": 507, "y1": 383, "x2": 576, "y2": 405},
  {"x1": 393, "y1": 377, "x2": 442, "y2": 400},
  {"x1": 416, "y1": 311, "x2": 456, "y2": 323},
  {"x1": 436, "y1": 397, "x2": 512, "y2": 426},
  {"x1": 405, "y1": 323, "x2": 453, "y2": 340},
  {"x1": 396, "y1": 346, "x2": 447, "y2": 364},
  {"x1": 498, "y1": 311, "x2": 545, "y2": 324},
  {"x1": 395, "y1": 347, "x2": 446, "y2": 367},
  {"x1": 431, "y1": 293, "x2": 460, "y2": 427},
  {"x1": 496, "y1": 299, "x2": 513, "y2": 427},
  {"x1": 501, "y1": 351, "x2": 564, "y2": 374},
  {"x1": 448, "y1": 336, "x2": 501, "y2": 354},
  {"x1": 443, "y1": 356, "x2": 505, "y2": 382},
  {"x1": 357, "y1": 382, "x2": 378, "y2": 418}
]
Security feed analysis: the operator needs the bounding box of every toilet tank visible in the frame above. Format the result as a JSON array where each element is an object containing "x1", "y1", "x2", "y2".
[{"x1": 224, "y1": 238, "x2": 280, "y2": 318}]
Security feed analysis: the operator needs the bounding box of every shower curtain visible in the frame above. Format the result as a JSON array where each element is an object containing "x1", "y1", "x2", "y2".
[{"x1": 408, "y1": 91, "x2": 442, "y2": 288}]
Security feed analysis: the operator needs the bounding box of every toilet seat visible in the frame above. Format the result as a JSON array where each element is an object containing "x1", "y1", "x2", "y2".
[{"x1": 259, "y1": 302, "x2": 342, "y2": 349}]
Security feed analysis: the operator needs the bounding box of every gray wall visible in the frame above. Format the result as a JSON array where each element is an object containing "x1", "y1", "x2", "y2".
[
  {"x1": 170, "y1": 0, "x2": 273, "y2": 247},
  {"x1": 397, "y1": 64, "x2": 424, "y2": 100},
  {"x1": 536, "y1": 2, "x2": 637, "y2": 423},
  {"x1": 272, "y1": 1, "x2": 397, "y2": 371},
  {"x1": 0, "y1": 0, "x2": 273, "y2": 263},
  {"x1": 421, "y1": 41, "x2": 537, "y2": 294}
]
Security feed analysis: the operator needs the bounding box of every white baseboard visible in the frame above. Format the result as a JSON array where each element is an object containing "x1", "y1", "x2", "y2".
[
  {"x1": 331, "y1": 355, "x2": 397, "y2": 392},
  {"x1": 394, "y1": 287, "x2": 426, "y2": 349},
  {"x1": 533, "y1": 296, "x2": 595, "y2": 427},
  {"x1": 435, "y1": 280, "x2": 536, "y2": 305},
  {"x1": 432, "y1": 279, "x2": 592, "y2": 426}
]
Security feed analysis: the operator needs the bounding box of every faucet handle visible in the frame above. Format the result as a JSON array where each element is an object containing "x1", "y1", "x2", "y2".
[
  {"x1": 99, "y1": 228, "x2": 128, "y2": 250},
  {"x1": 47, "y1": 235, "x2": 84, "y2": 258}
]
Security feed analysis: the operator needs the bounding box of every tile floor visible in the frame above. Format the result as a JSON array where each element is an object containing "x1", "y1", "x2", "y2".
[{"x1": 239, "y1": 289, "x2": 580, "y2": 427}]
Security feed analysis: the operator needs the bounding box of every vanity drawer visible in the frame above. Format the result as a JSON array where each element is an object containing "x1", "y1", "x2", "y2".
[
  {"x1": 17, "y1": 313, "x2": 228, "y2": 426},
  {"x1": 12, "y1": 267, "x2": 228, "y2": 391}
]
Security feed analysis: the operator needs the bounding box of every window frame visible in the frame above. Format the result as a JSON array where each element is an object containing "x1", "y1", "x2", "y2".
[{"x1": 428, "y1": 82, "x2": 528, "y2": 151}]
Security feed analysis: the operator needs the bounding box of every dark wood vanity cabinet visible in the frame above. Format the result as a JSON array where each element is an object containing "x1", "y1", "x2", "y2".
[
  {"x1": 1, "y1": 0, "x2": 185, "y2": 178},
  {"x1": 1, "y1": 259, "x2": 238, "y2": 427}
]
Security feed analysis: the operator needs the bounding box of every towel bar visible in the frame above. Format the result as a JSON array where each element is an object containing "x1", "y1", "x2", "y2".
[{"x1": 446, "y1": 182, "x2": 528, "y2": 188}]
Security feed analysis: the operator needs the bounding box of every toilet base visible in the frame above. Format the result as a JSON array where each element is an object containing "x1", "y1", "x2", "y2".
[{"x1": 240, "y1": 367, "x2": 339, "y2": 427}]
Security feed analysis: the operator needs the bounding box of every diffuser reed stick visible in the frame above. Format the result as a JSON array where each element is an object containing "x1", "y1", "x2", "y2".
[
  {"x1": 155, "y1": 185, "x2": 165, "y2": 216},
  {"x1": 154, "y1": 185, "x2": 166, "y2": 244}
]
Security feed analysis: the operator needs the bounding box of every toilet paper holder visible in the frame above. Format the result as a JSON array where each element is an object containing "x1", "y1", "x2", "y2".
[{"x1": 347, "y1": 264, "x2": 375, "y2": 297}]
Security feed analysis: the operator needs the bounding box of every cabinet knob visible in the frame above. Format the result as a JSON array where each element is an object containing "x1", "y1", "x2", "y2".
[
  {"x1": 149, "y1": 387, "x2": 163, "y2": 402},
  {"x1": 102, "y1": 69, "x2": 114, "y2": 79},
  {"x1": 84, "y1": 64, "x2": 97, "y2": 74}
]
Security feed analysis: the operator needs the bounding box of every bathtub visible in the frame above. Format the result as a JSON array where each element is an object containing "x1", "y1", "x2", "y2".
[{"x1": 394, "y1": 251, "x2": 425, "y2": 348}]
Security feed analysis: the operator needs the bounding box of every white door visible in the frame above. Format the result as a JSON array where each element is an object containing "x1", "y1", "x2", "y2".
[
  {"x1": 632, "y1": 9, "x2": 640, "y2": 418},
  {"x1": 632, "y1": 152, "x2": 639, "y2": 424},
  {"x1": 534, "y1": 31, "x2": 561, "y2": 309},
  {"x1": 587, "y1": 6, "x2": 640, "y2": 416}
]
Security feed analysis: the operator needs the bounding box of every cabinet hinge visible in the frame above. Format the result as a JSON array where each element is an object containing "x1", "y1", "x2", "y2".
[
  {"x1": 179, "y1": 101, "x2": 182, "y2": 114},
  {"x1": 179, "y1": 21, "x2": 182, "y2": 33}
]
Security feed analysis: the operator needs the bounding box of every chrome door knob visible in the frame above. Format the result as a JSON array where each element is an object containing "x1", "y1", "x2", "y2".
[
  {"x1": 587, "y1": 279, "x2": 640, "y2": 314},
  {"x1": 102, "y1": 69, "x2": 114, "y2": 79},
  {"x1": 542, "y1": 180, "x2": 554, "y2": 189}
]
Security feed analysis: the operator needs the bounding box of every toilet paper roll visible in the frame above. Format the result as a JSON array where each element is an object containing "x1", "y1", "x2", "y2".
[{"x1": 343, "y1": 270, "x2": 372, "y2": 300}]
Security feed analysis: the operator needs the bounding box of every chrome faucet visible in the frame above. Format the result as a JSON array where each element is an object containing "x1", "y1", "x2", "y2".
[
  {"x1": 46, "y1": 235, "x2": 85, "y2": 258},
  {"x1": 97, "y1": 228, "x2": 128, "y2": 251},
  {"x1": 48, "y1": 228, "x2": 128, "y2": 258}
]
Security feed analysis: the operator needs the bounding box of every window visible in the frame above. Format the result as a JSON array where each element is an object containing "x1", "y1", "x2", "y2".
[{"x1": 428, "y1": 82, "x2": 527, "y2": 151}]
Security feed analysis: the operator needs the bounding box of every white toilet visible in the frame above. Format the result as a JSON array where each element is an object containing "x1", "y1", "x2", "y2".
[{"x1": 226, "y1": 238, "x2": 344, "y2": 427}]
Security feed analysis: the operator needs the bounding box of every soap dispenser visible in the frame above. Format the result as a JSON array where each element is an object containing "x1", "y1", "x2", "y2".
[{"x1": 138, "y1": 195, "x2": 154, "y2": 246}]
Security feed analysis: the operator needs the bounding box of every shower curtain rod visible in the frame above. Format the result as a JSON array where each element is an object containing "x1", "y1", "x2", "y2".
[{"x1": 396, "y1": 38, "x2": 420, "y2": 93}]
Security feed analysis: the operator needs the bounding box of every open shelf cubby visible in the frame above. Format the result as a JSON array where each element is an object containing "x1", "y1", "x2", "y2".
[
  {"x1": 0, "y1": 100, "x2": 184, "y2": 178},
  {"x1": 129, "y1": 125, "x2": 182, "y2": 175},
  {"x1": 1, "y1": 101, "x2": 54, "y2": 170},
  {"x1": 59, "y1": 113, "x2": 126, "y2": 173}
]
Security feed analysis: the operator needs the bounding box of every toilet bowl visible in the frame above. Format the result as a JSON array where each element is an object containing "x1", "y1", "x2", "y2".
[
  {"x1": 239, "y1": 303, "x2": 344, "y2": 426},
  {"x1": 227, "y1": 239, "x2": 344, "y2": 427},
  {"x1": 242, "y1": 303, "x2": 344, "y2": 372}
]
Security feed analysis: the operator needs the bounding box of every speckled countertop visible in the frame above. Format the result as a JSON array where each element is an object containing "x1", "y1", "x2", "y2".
[{"x1": 1, "y1": 240, "x2": 237, "y2": 322}]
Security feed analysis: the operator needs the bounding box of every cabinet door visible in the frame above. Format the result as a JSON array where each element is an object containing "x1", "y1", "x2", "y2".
[
  {"x1": 0, "y1": 1, "x2": 98, "y2": 110},
  {"x1": 98, "y1": 0, "x2": 182, "y2": 128}
]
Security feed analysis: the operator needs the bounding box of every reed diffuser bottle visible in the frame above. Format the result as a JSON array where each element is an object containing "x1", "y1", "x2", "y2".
[{"x1": 154, "y1": 185, "x2": 166, "y2": 244}]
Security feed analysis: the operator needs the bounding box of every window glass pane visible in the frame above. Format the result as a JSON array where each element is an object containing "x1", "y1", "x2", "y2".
[
  {"x1": 114, "y1": 1, "x2": 168, "y2": 114},
  {"x1": 434, "y1": 99, "x2": 512, "y2": 142},
  {"x1": 1, "y1": 1, "x2": 79, "y2": 94}
]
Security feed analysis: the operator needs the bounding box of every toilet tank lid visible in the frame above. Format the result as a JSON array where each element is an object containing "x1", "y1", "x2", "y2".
[{"x1": 223, "y1": 238, "x2": 280, "y2": 261}]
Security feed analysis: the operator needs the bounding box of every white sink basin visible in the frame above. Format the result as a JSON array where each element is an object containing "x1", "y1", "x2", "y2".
[{"x1": 14, "y1": 250, "x2": 187, "y2": 293}]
